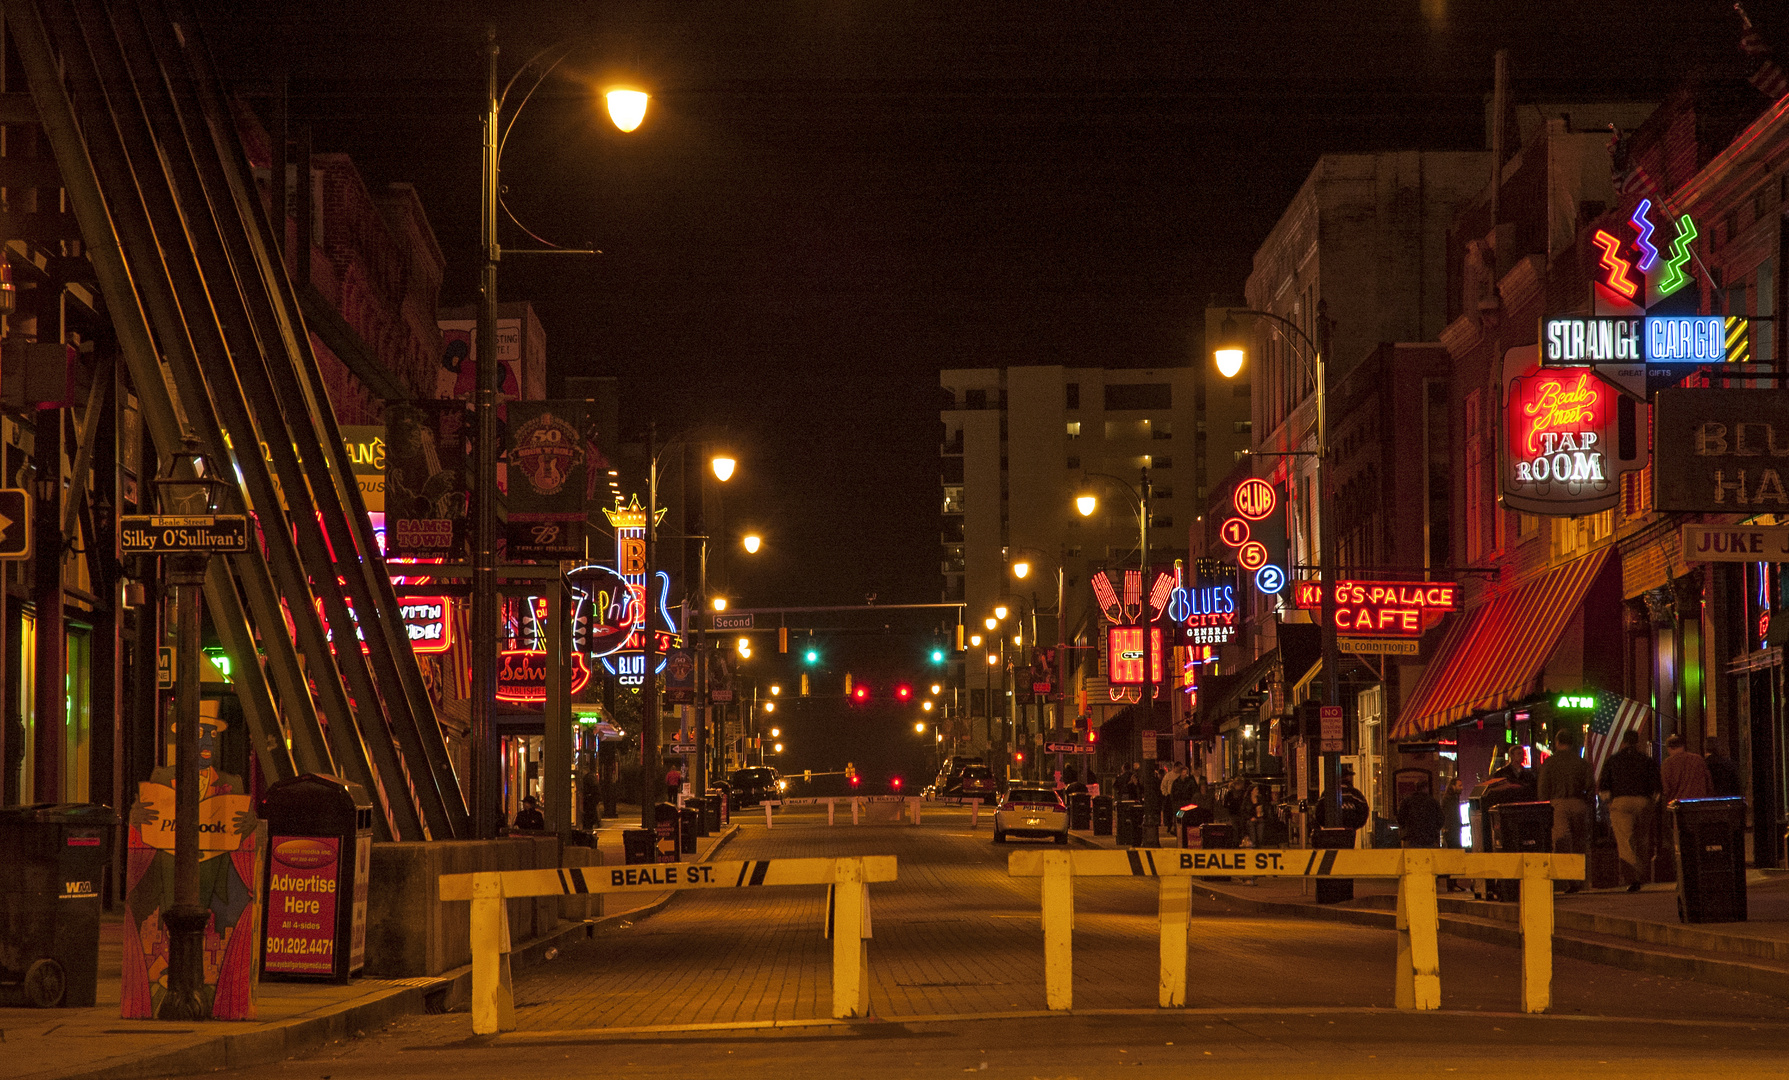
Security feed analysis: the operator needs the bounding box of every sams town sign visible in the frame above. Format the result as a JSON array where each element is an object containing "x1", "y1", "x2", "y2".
[{"x1": 1501, "y1": 344, "x2": 1649, "y2": 515}]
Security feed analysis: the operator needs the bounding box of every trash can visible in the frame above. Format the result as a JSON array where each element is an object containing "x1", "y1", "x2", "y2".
[
  {"x1": 1486, "y1": 800, "x2": 1554, "y2": 902},
  {"x1": 692, "y1": 795, "x2": 711, "y2": 838},
  {"x1": 257, "y1": 774, "x2": 374, "y2": 982},
  {"x1": 653, "y1": 802, "x2": 681, "y2": 862},
  {"x1": 0, "y1": 803, "x2": 119, "y2": 1007},
  {"x1": 713, "y1": 783, "x2": 730, "y2": 826},
  {"x1": 1115, "y1": 801, "x2": 1144, "y2": 847},
  {"x1": 1067, "y1": 792, "x2": 1091, "y2": 830},
  {"x1": 698, "y1": 796, "x2": 720, "y2": 833},
  {"x1": 1199, "y1": 822, "x2": 1236, "y2": 849},
  {"x1": 679, "y1": 806, "x2": 699, "y2": 855},
  {"x1": 1670, "y1": 797, "x2": 1748, "y2": 923},
  {"x1": 622, "y1": 828, "x2": 657, "y2": 865},
  {"x1": 1091, "y1": 795, "x2": 1114, "y2": 837},
  {"x1": 1312, "y1": 826, "x2": 1355, "y2": 904}
]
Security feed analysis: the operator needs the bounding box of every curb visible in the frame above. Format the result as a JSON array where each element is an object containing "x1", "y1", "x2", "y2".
[{"x1": 55, "y1": 825, "x2": 742, "y2": 1080}]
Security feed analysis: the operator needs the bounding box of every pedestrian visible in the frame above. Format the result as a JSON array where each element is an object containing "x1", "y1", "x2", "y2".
[
  {"x1": 665, "y1": 761, "x2": 683, "y2": 804},
  {"x1": 1598, "y1": 729, "x2": 1661, "y2": 891},
  {"x1": 1063, "y1": 766, "x2": 1086, "y2": 796},
  {"x1": 1221, "y1": 776, "x2": 1250, "y2": 827},
  {"x1": 1396, "y1": 788, "x2": 1444, "y2": 848},
  {"x1": 1315, "y1": 767, "x2": 1370, "y2": 833},
  {"x1": 513, "y1": 795, "x2": 546, "y2": 831},
  {"x1": 1158, "y1": 763, "x2": 1179, "y2": 826},
  {"x1": 1705, "y1": 740, "x2": 1744, "y2": 798},
  {"x1": 1246, "y1": 782, "x2": 1272, "y2": 847},
  {"x1": 1660, "y1": 734, "x2": 1712, "y2": 803},
  {"x1": 1439, "y1": 774, "x2": 1463, "y2": 849},
  {"x1": 1537, "y1": 728, "x2": 1591, "y2": 891}
]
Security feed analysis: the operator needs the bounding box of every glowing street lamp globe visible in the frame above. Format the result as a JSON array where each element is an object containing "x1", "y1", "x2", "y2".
[
  {"x1": 605, "y1": 88, "x2": 649, "y2": 133},
  {"x1": 1076, "y1": 495, "x2": 1097, "y2": 517},
  {"x1": 742, "y1": 534, "x2": 762, "y2": 553}
]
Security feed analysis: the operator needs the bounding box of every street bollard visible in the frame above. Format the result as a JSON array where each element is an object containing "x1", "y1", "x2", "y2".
[
  {"x1": 852, "y1": 797, "x2": 862, "y2": 825},
  {"x1": 970, "y1": 800, "x2": 980, "y2": 829},
  {"x1": 827, "y1": 798, "x2": 836, "y2": 826},
  {"x1": 764, "y1": 801, "x2": 774, "y2": 829}
]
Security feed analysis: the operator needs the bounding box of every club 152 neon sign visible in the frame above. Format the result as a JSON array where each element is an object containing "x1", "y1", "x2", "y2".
[{"x1": 1292, "y1": 580, "x2": 1459, "y2": 637}]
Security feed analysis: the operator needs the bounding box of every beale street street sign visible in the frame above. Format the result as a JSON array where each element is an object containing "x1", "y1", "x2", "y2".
[{"x1": 119, "y1": 515, "x2": 250, "y2": 555}]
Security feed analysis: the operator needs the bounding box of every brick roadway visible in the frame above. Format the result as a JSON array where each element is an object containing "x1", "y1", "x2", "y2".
[{"x1": 507, "y1": 805, "x2": 1789, "y2": 1030}]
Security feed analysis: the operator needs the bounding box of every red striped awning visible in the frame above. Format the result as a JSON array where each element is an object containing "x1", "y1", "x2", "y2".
[{"x1": 1390, "y1": 548, "x2": 1610, "y2": 740}]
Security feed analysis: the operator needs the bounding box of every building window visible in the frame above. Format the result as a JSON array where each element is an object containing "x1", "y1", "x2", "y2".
[
  {"x1": 1151, "y1": 421, "x2": 1172, "y2": 440},
  {"x1": 1152, "y1": 457, "x2": 1172, "y2": 470},
  {"x1": 965, "y1": 388, "x2": 988, "y2": 410},
  {"x1": 1153, "y1": 516, "x2": 1174, "y2": 529},
  {"x1": 942, "y1": 486, "x2": 964, "y2": 514},
  {"x1": 1066, "y1": 383, "x2": 1080, "y2": 410},
  {"x1": 1234, "y1": 420, "x2": 1252, "y2": 434},
  {"x1": 1153, "y1": 487, "x2": 1172, "y2": 499},
  {"x1": 1104, "y1": 383, "x2": 1172, "y2": 410},
  {"x1": 1067, "y1": 455, "x2": 1081, "y2": 469},
  {"x1": 1066, "y1": 421, "x2": 1081, "y2": 440}
]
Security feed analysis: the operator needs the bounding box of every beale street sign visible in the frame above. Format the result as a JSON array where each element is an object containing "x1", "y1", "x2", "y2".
[
  {"x1": 1652, "y1": 388, "x2": 1789, "y2": 513},
  {"x1": 1500, "y1": 346, "x2": 1648, "y2": 516},
  {"x1": 119, "y1": 515, "x2": 249, "y2": 555}
]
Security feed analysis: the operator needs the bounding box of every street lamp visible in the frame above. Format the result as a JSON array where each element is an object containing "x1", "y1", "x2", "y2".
[
  {"x1": 151, "y1": 440, "x2": 232, "y2": 1021},
  {"x1": 712, "y1": 597, "x2": 728, "y2": 612},
  {"x1": 473, "y1": 29, "x2": 649, "y2": 839},
  {"x1": 1213, "y1": 305, "x2": 1339, "y2": 822},
  {"x1": 742, "y1": 534, "x2": 762, "y2": 554}
]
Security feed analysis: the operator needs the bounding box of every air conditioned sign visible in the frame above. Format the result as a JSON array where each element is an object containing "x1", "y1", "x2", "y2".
[
  {"x1": 1501, "y1": 346, "x2": 1649, "y2": 516},
  {"x1": 1653, "y1": 388, "x2": 1789, "y2": 513}
]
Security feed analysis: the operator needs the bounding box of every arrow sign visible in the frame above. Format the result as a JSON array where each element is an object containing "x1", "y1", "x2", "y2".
[{"x1": 0, "y1": 488, "x2": 30, "y2": 560}]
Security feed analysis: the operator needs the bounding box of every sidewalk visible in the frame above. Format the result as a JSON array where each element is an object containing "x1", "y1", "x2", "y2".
[
  {"x1": 2, "y1": 819, "x2": 736, "y2": 1080},
  {"x1": 1069, "y1": 824, "x2": 1789, "y2": 1003}
]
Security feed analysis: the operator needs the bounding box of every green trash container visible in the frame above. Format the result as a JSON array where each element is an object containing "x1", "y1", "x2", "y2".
[{"x1": 0, "y1": 803, "x2": 120, "y2": 1007}]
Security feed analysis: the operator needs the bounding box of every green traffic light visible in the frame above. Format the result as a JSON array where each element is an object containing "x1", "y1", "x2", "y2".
[
  {"x1": 805, "y1": 649, "x2": 819, "y2": 664},
  {"x1": 929, "y1": 649, "x2": 945, "y2": 664}
]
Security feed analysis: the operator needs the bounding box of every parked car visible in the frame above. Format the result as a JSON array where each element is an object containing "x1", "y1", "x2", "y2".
[
  {"x1": 932, "y1": 755, "x2": 985, "y2": 796},
  {"x1": 728, "y1": 766, "x2": 782, "y2": 807},
  {"x1": 994, "y1": 787, "x2": 1069, "y2": 844},
  {"x1": 945, "y1": 764, "x2": 998, "y2": 804}
]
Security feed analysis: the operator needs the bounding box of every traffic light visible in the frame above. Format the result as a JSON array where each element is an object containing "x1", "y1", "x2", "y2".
[
  {"x1": 895, "y1": 684, "x2": 912, "y2": 702},
  {"x1": 853, "y1": 684, "x2": 869, "y2": 703},
  {"x1": 845, "y1": 762, "x2": 857, "y2": 780},
  {"x1": 891, "y1": 777, "x2": 902, "y2": 791},
  {"x1": 805, "y1": 642, "x2": 819, "y2": 664},
  {"x1": 779, "y1": 626, "x2": 789, "y2": 654}
]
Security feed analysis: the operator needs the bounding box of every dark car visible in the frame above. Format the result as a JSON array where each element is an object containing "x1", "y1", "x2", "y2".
[
  {"x1": 946, "y1": 764, "x2": 998, "y2": 805},
  {"x1": 933, "y1": 755, "x2": 985, "y2": 797},
  {"x1": 728, "y1": 766, "x2": 782, "y2": 808}
]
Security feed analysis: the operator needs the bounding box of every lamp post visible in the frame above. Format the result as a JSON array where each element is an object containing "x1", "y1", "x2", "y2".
[
  {"x1": 152, "y1": 441, "x2": 231, "y2": 1021},
  {"x1": 1074, "y1": 469, "x2": 1155, "y2": 767},
  {"x1": 1013, "y1": 554, "x2": 1068, "y2": 775},
  {"x1": 473, "y1": 29, "x2": 648, "y2": 839},
  {"x1": 1213, "y1": 305, "x2": 1338, "y2": 823}
]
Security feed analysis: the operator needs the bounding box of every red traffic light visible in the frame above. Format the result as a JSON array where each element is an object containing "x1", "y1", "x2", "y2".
[
  {"x1": 849, "y1": 775, "x2": 861, "y2": 787},
  {"x1": 853, "y1": 685, "x2": 869, "y2": 702},
  {"x1": 895, "y1": 684, "x2": 912, "y2": 701},
  {"x1": 892, "y1": 777, "x2": 903, "y2": 790}
]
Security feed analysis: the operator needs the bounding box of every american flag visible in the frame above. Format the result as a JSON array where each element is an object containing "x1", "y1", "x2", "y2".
[
  {"x1": 1583, "y1": 690, "x2": 1654, "y2": 791},
  {"x1": 1738, "y1": 4, "x2": 1789, "y2": 100}
]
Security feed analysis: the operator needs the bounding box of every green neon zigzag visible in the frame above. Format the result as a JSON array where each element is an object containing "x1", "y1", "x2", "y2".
[{"x1": 1657, "y1": 214, "x2": 1697, "y2": 298}]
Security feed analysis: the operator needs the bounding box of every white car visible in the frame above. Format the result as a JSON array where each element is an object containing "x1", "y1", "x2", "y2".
[{"x1": 993, "y1": 787, "x2": 1069, "y2": 844}]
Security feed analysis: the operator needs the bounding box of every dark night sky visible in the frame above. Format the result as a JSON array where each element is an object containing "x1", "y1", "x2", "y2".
[{"x1": 208, "y1": 0, "x2": 1747, "y2": 613}]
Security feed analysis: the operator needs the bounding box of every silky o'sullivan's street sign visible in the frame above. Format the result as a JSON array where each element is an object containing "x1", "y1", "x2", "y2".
[{"x1": 119, "y1": 515, "x2": 249, "y2": 555}]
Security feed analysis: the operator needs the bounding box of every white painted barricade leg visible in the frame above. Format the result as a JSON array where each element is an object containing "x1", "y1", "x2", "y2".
[
  {"x1": 970, "y1": 800, "x2": 979, "y2": 829},
  {"x1": 909, "y1": 797, "x2": 922, "y2": 825},
  {"x1": 764, "y1": 801, "x2": 774, "y2": 828},
  {"x1": 469, "y1": 872, "x2": 516, "y2": 1035},
  {"x1": 1158, "y1": 876, "x2": 1191, "y2": 1007},
  {"x1": 1520, "y1": 855, "x2": 1554, "y2": 1013},
  {"x1": 1398, "y1": 851, "x2": 1441, "y2": 1010},
  {"x1": 827, "y1": 798, "x2": 836, "y2": 826},
  {"x1": 852, "y1": 797, "x2": 862, "y2": 825},
  {"x1": 1041, "y1": 850, "x2": 1074, "y2": 1011},
  {"x1": 831, "y1": 857, "x2": 872, "y2": 1018}
]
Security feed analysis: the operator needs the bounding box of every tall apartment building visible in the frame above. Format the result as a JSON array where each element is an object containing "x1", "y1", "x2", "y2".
[{"x1": 940, "y1": 365, "x2": 1220, "y2": 746}]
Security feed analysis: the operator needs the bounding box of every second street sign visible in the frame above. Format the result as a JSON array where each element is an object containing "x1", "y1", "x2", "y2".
[{"x1": 119, "y1": 515, "x2": 250, "y2": 555}]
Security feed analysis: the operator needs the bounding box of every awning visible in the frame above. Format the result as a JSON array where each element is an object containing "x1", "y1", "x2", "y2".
[
  {"x1": 1390, "y1": 548, "x2": 1611, "y2": 740},
  {"x1": 1196, "y1": 648, "x2": 1282, "y2": 724}
]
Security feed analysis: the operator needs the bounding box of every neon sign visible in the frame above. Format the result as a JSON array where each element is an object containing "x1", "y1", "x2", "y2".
[
  {"x1": 1501, "y1": 347, "x2": 1648, "y2": 516},
  {"x1": 597, "y1": 496, "x2": 679, "y2": 686},
  {"x1": 1541, "y1": 316, "x2": 1725, "y2": 365},
  {"x1": 495, "y1": 649, "x2": 593, "y2": 703},
  {"x1": 1233, "y1": 478, "x2": 1276, "y2": 520},
  {"x1": 1218, "y1": 478, "x2": 1285, "y2": 596},
  {"x1": 1592, "y1": 230, "x2": 1638, "y2": 299},
  {"x1": 1657, "y1": 214, "x2": 1696, "y2": 299},
  {"x1": 1629, "y1": 199, "x2": 1658, "y2": 271},
  {"x1": 1105, "y1": 625, "x2": 1164, "y2": 686},
  {"x1": 1168, "y1": 561, "x2": 1236, "y2": 645},
  {"x1": 1293, "y1": 580, "x2": 1459, "y2": 637}
]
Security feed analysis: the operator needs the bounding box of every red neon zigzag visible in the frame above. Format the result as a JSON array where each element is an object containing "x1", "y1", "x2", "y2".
[{"x1": 1592, "y1": 229, "x2": 1638, "y2": 298}]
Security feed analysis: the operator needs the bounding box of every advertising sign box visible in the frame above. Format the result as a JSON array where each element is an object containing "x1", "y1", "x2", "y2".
[
  {"x1": 1501, "y1": 346, "x2": 1649, "y2": 515},
  {"x1": 1653, "y1": 388, "x2": 1789, "y2": 513}
]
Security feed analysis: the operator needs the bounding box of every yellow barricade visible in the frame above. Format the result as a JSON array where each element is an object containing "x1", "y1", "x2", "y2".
[
  {"x1": 1008, "y1": 847, "x2": 1584, "y2": 1014},
  {"x1": 440, "y1": 855, "x2": 897, "y2": 1033}
]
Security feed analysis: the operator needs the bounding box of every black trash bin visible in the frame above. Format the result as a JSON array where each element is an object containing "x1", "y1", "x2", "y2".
[
  {"x1": 653, "y1": 802, "x2": 681, "y2": 862},
  {"x1": 1670, "y1": 797, "x2": 1748, "y2": 923},
  {"x1": 697, "y1": 796, "x2": 719, "y2": 833},
  {"x1": 257, "y1": 774, "x2": 374, "y2": 982},
  {"x1": 712, "y1": 783, "x2": 731, "y2": 827},
  {"x1": 0, "y1": 803, "x2": 119, "y2": 1007},
  {"x1": 691, "y1": 795, "x2": 711, "y2": 838},
  {"x1": 679, "y1": 806, "x2": 699, "y2": 855},
  {"x1": 1067, "y1": 792, "x2": 1092, "y2": 830},
  {"x1": 1199, "y1": 822, "x2": 1236, "y2": 849},
  {"x1": 1091, "y1": 795, "x2": 1114, "y2": 837},
  {"x1": 1115, "y1": 801, "x2": 1144, "y2": 847},
  {"x1": 622, "y1": 828, "x2": 657, "y2": 865},
  {"x1": 1312, "y1": 826, "x2": 1355, "y2": 904},
  {"x1": 1486, "y1": 800, "x2": 1554, "y2": 902}
]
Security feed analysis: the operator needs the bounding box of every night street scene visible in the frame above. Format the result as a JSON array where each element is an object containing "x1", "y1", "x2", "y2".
[{"x1": 9, "y1": 0, "x2": 1789, "y2": 1077}]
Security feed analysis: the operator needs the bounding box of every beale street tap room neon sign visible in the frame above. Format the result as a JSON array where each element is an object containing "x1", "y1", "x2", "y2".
[
  {"x1": 1501, "y1": 345, "x2": 1648, "y2": 516},
  {"x1": 1292, "y1": 580, "x2": 1458, "y2": 636}
]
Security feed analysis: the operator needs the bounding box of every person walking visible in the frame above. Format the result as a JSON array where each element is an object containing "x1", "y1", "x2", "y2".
[
  {"x1": 1598, "y1": 729, "x2": 1661, "y2": 891},
  {"x1": 512, "y1": 794, "x2": 546, "y2": 831},
  {"x1": 1660, "y1": 734, "x2": 1712, "y2": 803},
  {"x1": 1537, "y1": 728, "x2": 1592, "y2": 891},
  {"x1": 1158, "y1": 763, "x2": 1179, "y2": 827},
  {"x1": 1396, "y1": 788, "x2": 1444, "y2": 848},
  {"x1": 665, "y1": 761, "x2": 684, "y2": 805},
  {"x1": 1705, "y1": 740, "x2": 1744, "y2": 798}
]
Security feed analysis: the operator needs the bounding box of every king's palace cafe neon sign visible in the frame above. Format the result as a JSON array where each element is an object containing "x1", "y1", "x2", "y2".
[{"x1": 1292, "y1": 580, "x2": 1459, "y2": 636}]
